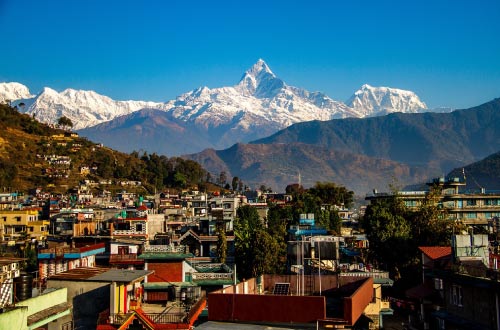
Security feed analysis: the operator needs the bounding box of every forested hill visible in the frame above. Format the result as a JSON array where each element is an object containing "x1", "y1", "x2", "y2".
[
  {"x1": 0, "y1": 103, "x2": 208, "y2": 193},
  {"x1": 254, "y1": 98, "x2": 500, "y2": 174},
  {"x1": 447, "y1": 151, "x2": 500, "y2": 190}
]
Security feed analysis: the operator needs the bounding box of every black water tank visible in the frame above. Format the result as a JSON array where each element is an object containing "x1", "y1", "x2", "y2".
[{"x1": 14, "y1": 273, "x2": 33, "y2": 302}]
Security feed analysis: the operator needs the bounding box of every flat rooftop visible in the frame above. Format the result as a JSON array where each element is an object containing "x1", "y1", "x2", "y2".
[{"x1": 48, "y1": 267, "x2": 152, "y2": 282}]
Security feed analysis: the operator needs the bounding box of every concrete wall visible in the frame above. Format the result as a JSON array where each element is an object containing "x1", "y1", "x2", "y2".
[
  {"x1": 263, "y1": 274, "x2": 338, "y2": 295},
  {"x1": 17, "y1": 287, "x2": 67, "y2": 315},
  {"x1": 48, "y1": 280, "x2": 110, "y2": 330},
  {"x1": 0, "y1": 288, "x2": 69, "y2": 330},
  {"x1": 0, "y1": 306, "x2": 28, "y2": 330},
  {"x1": 147, "y1": 214, "x2": 165, "y2": 237}
]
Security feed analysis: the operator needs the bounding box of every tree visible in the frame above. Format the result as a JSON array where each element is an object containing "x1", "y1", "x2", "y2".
[
  {"x1": 216, "y1": 221, "x2": 227, "y2": 263},
  {"x1": 234, "y1": 205, "x2": 262, "y2": 279},
  {"x1": 218, "y1": 171, "x2": 227, "y2": 187},
  {"x1": 308, "y1": 182, "x2": 354, "y2": 208},
  {"x1": 285, "y1": 183, "x2": 305, "y2": 195},
  {"x1": 57, "y1": 116, "x2": 73, "y2": 129},
  {"x1": 231, "y1": 176, "x2": 239, "y2": 191},
  {"x1": 362, "y1": 196, "x2": 412, "y2": 279}
]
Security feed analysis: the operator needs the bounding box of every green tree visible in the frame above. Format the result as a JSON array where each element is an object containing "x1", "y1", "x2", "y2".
[
  {"x1": 216, "y1": 221, "x2": 227, "y2": 263},
  {"x1": 308, "y1": 182, "x2": 354, "y2": 208},
  {"x1": 362, "y1": 196, "x2": 412, "y2": 279},
  {"x1": 231, "y1": 176, "x2": 239, "y2": 191},
  {"x1": 57, "y1": 116, "x2": 73, "y2": 129},
  {"x1": 235, "y1": 205, "x2": 259, "y2": 279}
]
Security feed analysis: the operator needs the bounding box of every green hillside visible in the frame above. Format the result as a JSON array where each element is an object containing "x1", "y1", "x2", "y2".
[{"x1": 0, "y1": 103, "x2": 209, "y2": 194}]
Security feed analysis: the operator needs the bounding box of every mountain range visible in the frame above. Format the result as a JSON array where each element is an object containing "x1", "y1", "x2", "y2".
[
  {"x1": 183, "y1": 98, "x2": 500, "y2": 195},
  {"x1": 2, "y1": 60, "x2": 435, "y2": 155}
]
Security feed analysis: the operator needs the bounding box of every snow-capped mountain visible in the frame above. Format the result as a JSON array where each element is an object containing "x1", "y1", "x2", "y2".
[
  {"x1": 0, "y1": 82, "x2": 34, "y2": 104},
  {"x1": 346, "y1": 84, "x2": 427, "y2": 116},
  {"x1": 163, "y1": 59, "x2": 359, "y2": 135},
  {"x1": 9, "y1": 87, "x2": 167, "y2": 129},
  {"x1": 2, "y1": 59, "x2": 433, "y2": 154}
]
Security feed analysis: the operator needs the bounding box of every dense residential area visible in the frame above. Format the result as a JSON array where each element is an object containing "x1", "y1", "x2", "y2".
[
  {"x1": 0, "y1": 164, "x2": 499, "y2": 329},
  {"x1": 1, "y1": 12, "x2": 499, "y2": 328}
]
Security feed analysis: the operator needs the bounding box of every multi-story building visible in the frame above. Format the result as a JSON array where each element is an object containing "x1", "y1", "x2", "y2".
[
  {"x1": 409, "y1": 235, "x2": 500, "y2": 330},
  {"x1": 366, "y1": 176, "x2": 500, "y2": 226},
  {"x1": 38, "y1": 242, "x2": 105, "y2": 281},
  {"x1": 50, "y1": 208, "x2": 96, "y2": 238},
  {"x1": 0, "y1": 209, "x2": 48, "y2": 242}
]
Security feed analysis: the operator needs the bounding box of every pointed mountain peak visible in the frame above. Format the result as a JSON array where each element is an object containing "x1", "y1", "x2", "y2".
[
  {"x1": 246, "y1": 59, "x2": 274, "y2": 77},
  {"x1": 236, "y1": 59, "x2": 284, "y2": 98}
]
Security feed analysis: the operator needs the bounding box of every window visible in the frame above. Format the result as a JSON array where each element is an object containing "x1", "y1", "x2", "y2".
[
  {"x1": 136, "y1": 224, "x2": 143, "y2": 232},
  {"x1": 15, "y1": 217, "x2": 21, "y2": 222},
  {"x1": 2, "y1": 217, "x2": 6, "y2": 222},
  {"x1": 466, "y1": 199, "x2": 476, "y2": 206},
  {"x1": 465, "y1": 212, "x2": 476, "y2": 219},
  {"x1": 405, "y1": 200, "x2": 417, "y2": 207},
  {"x1": 450, "y1": 285, "x2": 463, "y2": 306}
]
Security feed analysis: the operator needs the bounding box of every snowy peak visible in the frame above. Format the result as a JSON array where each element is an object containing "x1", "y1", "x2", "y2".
[
  {"x1": 12, "y1": 87, "x2": 167, "y2": 129},
  {"x1": 346, "y1": 84, "x2": 427, "y2": 116},
  {"x1": 236, "y1": 59, "x2": 284, "y2": 98},
  {"x1": 0, "y1": 82, "x2": 33, "y2": 103}
]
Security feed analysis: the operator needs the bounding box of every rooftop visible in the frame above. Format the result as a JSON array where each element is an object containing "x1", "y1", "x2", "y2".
[
  {"x1": 48, "y1": 267, "x2": 152, "y2": 282},
  {"x1": 419, "y1": 246, "x2": 452, "y2": 260}
]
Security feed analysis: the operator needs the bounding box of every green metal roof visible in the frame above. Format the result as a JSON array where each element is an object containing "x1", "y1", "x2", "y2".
[{"x1": 193, "y1": 279, "x2": 235, "y2": 286}]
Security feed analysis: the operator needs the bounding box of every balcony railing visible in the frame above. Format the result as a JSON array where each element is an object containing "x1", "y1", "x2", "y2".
[
  {"x1": 109, "y1": 253, "x2": 144, "y2": 263},
  {"x1": 339, "y1": 271, "x2": 390, "y2": 279},
  {"x1": 191, "y1": 272, "x2": 233, "y2": 281},
  {"x1": 107, "y1": 312, "x2": 187, "y2": 325},
  {"x1": 144, "y1": 245, "x2": 188, "y2": 253}
]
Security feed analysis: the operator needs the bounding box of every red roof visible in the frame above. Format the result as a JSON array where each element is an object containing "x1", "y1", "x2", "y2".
[
  {"x1": 137, "y1": 205, "x2": 148, "y2": 211},
  {"x1": 418, "y1": 246, "x2": 451, "y2": 260}
]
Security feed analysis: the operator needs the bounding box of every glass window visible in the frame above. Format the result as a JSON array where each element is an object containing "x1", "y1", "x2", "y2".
[{"x1": 466, "y1": 213, "x2": 476, "y2": 219}]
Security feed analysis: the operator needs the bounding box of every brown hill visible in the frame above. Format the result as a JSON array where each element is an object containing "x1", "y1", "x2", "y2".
[{"x1": 185, "y1": 143, "x2": 431, "y2": 195}]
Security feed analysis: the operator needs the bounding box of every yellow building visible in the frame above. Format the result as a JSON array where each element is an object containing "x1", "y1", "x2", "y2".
[{"x1": 0, "y1": 210, "x2": 48, "y2": 242}]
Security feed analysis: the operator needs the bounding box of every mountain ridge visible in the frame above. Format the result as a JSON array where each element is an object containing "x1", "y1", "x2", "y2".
[
  {"x1": 2, "y1": 60, "x2": 432, "y2": 155},
  {"x1": 183, "y1": 98, "x2": 500, "y2": 195}
]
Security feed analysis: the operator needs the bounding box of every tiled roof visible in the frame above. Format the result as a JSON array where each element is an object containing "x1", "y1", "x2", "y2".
[{"x1": 418, "y1": 246, "x2": 451, "y2": 260}]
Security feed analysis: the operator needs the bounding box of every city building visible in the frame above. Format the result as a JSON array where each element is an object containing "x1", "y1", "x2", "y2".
[{"x1": 366, "y1": 176, "x2": 500, "y2": 226}]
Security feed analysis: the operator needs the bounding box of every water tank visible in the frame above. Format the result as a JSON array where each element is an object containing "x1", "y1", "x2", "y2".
[{"x1": 14, "y1": 272, "x2": 33, "y2": 302}]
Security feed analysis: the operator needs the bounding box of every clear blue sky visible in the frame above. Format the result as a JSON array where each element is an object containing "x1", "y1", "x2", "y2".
[{"x1": 0, "y1": 0, "x2": 499, "y2": 109}]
